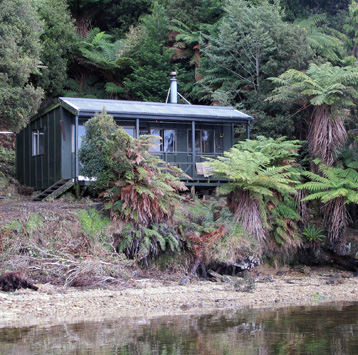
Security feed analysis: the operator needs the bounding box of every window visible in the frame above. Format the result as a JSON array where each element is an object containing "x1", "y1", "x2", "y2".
[
  {"x1": 188, "y1": 129, "x2": 214, "y2": 154},
  {"x1": 123, "y1": 127, "x2": 135, "y2": 138},
  {"x1": 72, "y1": 124, "x2": 86, "y2": 152},
  {"x1": 149, "y1": 129, "x2": 176, "y2": 153},
  {"x1": 32, "y1": 129, "x2": 44, "y2": 156}
]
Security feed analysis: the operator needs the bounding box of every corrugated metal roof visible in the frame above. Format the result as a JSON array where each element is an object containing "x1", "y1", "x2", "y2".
[{"x1": 59, "y1": 97, "x2": 253, "y2": 123}]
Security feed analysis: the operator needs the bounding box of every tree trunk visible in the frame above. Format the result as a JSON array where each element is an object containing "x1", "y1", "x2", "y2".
[
  {"x1": 228, "y1": 190, "x2": 265, "y2": 245},
  {"x1": 308, "y1": 105, "x2": 347, "y2": 166},
  {"x1": 323, "y1": 197, "x2": 347, "y2": 253}
]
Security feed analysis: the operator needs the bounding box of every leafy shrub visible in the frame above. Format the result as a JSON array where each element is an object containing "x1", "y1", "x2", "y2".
[
  {"x1": 78, "y1": 109, "x2": 132, "y2": 192},
  {"x1": 0, "y1": 146, "x2": 15, "y2": 178},
  {"x1": 79, "y1": 110, "x2": 187, "y2": 262}
]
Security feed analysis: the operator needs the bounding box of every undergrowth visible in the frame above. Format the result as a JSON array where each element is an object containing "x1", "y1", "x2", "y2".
[
  {"x1": 0, "y1": 208, "x2": 133, "y2": 287},
  {"x1": 176, "y1": 197, "x2": 260, "y2": 275}
]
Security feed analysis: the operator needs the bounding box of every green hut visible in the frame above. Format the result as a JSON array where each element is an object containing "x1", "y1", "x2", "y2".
[{"x1": 16, "y1": 76, "x2": 253, "y2": 197}]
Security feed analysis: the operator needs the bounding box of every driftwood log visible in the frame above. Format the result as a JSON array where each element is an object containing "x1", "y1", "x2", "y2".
[{"x1": 0, "y1": 272, "x2": 38, "y2": 292}]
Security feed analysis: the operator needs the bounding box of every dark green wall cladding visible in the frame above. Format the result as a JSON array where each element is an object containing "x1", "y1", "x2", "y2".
[
  {"x1": 16, "y1": 106, "x2": 64, "y2": 190},
  {"x1": 61, "y1": 108, "x2": 74, "y2": 179}
]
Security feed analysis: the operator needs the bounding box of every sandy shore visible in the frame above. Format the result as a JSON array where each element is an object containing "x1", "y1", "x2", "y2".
[{"x1": 1, "y1": 269, "x2": 358, "y2": 329}]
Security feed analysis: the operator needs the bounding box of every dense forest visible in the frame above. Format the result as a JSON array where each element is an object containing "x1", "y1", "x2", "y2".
[
  {"x1": 3, "y1": 0, "x2": 358, "y2": 276},
  {"x1": 1, "y1": 0, "x2": 357, "y2": 136}
]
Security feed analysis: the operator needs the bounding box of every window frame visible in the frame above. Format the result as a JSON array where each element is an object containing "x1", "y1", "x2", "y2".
[
  {"x1": 149, "y1": 128, "x2": 177, "y2": 154},
  {"x1": 72, "y1": 124, "x2": 86, "y2": 153},
  {"x1": 187, "y1": 129, "x2": 215, "y2": 154},
  {"x1": 32, "y1": 129, "x2": 45, "y2": 156}
]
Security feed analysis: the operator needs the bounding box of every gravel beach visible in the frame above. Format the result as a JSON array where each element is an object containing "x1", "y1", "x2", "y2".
[{"x1": 1, "y1": 269, "x2": 358, "y2": 329}]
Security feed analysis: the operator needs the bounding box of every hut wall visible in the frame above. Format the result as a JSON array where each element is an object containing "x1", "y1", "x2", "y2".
[{"x1": 16, "y1": 107, "x2": 63, "y2": 190}]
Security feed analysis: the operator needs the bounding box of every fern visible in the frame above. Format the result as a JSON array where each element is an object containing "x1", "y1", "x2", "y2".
[
  {"x1": 299, "y1": 163, "x2": 358, "y2": 248},
  {"x1": 268, "y1": 62, "x2": 358, "y2": 166},
  {"x1": 302, "y1": 224, "x2": 325, "y2": 243},
  {"x1": 206, "y1": 139, "x2": 300, "y2": 244},
  {"x1": 300, "y1": 165, "x2": 358, "y2": 204}
]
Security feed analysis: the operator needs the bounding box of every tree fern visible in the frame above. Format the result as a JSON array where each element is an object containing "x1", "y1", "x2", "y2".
[
  {"x1": 268, "y1": 62, "x2": 358, "y2": 166},
  {"x1": 206, "y1": 140, "x2": 299, "y2": 245},
  {"x1": 295, "y1": 13, "x2": 345, "y2": 62},
  {"x1": 299, "y1": 164, "x2": 358, "y2": 249}
]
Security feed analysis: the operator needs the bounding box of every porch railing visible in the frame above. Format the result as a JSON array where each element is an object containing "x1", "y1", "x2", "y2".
[{"x1": 153, "y1": 150, "x2": 224, "y2": 183}]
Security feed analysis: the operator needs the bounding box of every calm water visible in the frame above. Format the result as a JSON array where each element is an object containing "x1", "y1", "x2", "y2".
[{"x1": 1, "y1": 302, "x2": 358, "y2": 354}]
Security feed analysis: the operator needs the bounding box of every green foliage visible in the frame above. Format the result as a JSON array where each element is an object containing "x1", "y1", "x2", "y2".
[
  {"x1": 67, "y1": 28, "x2": 134, "y2": 99},
  {"x1": 344, "y1": 0, "x2": 358, "y2": 58},
  {"x1": 78, "y1": 109, "x2": 132, "y2": 191},
  {"x1": 0, "y1": 0, "x2": 44, "y2": 131},
  {"x1": 207, "y1": 150, "x2": 297, "y2": 199},
  {"x1": 269, "y1": 62, "x2": 358, "y2": 107},
  {"x1": 302, "y1": 224, "x2": 326, "y2": 242},
  {"x1": 165, "y1": 0, "x2": 223, "y2": 25},
  {"x1": 0, "y1": 146, "x2": 15, "y2": 178},
  {"x1": 117, "y1": 223, "x2": 181, "y2": 261},
  {"x1": 269, "y1": 62, "x2": 358, "y2": 165},
  {"x1": 296, "y1": 13, "x2": 346, "y2": 62},
  {"x1": 199, "y1": 0, "x2": 310, "y2": 99},
  {"x1": 177, "y1": 198, "x2": 258, "y2": 267},
  {"x1": 206, "y1": 138, "x2": 300, "y2": 245},
  {"x1": 101, "y1": 133, "x2": 187, "y2": 227},
  {"x1": 4, "y1": 213, "x2": 43, "y2": 240},
  {"x1": 26, "y1": 213, "x2": 44, "y2": 231},
  {"x1": 77, "y1": 209, "x2": 111, "y2": 238},
  {"x1": 196, "y1": 0, "x2": 312, "y2": 138},
  {"x1": 281, "y1": 0, "x2": 350, "y2": 21},
  {"x1": 299, "y1": 164, "x2": 358, "y2": 204},
  {"x1": 299, "y1": 163, "x2": 358, "y2": 246},
  {"x1": 123, "y1": 2, "x2": 174, "y2": 102},
  {"x1": 67, "y1": 0, "x2": 151, "y2": 39},
  {"x1": 36, "y1": 0, "x2": 78, "y2": 100},
  {"x1": 268, "y1": 195, "x2": 301, "y2": 247},
  {"x1": 79, "y1": 29, "x2": 130, "y2": 71},
  {"x1": 79, "y1": 111, "x2": 187, "y2": 261},
  {"x1": 234, "y1": 136, "x2": 301, "y2": 166}
]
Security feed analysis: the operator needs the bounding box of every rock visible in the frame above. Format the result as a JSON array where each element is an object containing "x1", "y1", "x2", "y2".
[
  {"x1": 207, "y1": 270, "x2": 256, "y2": 292},
  {"x1": 180, "y1": 304, "x2": 190, "y2": 310},
  {"x1": 301, "y1": 266, "x2": 311, "y2": 274},
  {"x1": 276, "y1": 270, "x2": 285, "y2": 276},
  {"x1": 341, "y1": 273, "x2": 351, "y2": 279},
  {"x1": 179, "y1": 278, "x2": 190, "y2": 286},
  {"x1": 326, "y1": 276, "x2": 344, "y2": 285}
]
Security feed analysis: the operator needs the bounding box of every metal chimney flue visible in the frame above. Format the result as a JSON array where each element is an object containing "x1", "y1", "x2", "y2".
[{"x1": 169, "y1": 71, "x2": 178, "y2": 104}]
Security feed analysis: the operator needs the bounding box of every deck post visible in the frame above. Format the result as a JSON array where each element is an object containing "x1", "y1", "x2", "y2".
[
  {"x1": 135, "y1": 118, "x2": 139, "y2": 138},
  {"x1": 246, "y1": 122, "x2": 251, "y2": 139},
  {"x1": 232, "y1": 123, "x2": 234, "y2": 145},
  {"x1": 192, "y1": 121, "x2": 196, "y2": 177},
  {"x1": 75, "y1": 114, "x2": 79, "y2": 181}
]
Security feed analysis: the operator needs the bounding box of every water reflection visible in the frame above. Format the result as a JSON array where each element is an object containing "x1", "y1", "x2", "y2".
[{"x1": 1, "y1": 302, "x2": 358, "y2": 354}]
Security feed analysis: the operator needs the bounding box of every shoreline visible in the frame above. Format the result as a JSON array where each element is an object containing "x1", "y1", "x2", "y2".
[{"x1": 1, "y1": 271, "x2": 358, "y2": 329}]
